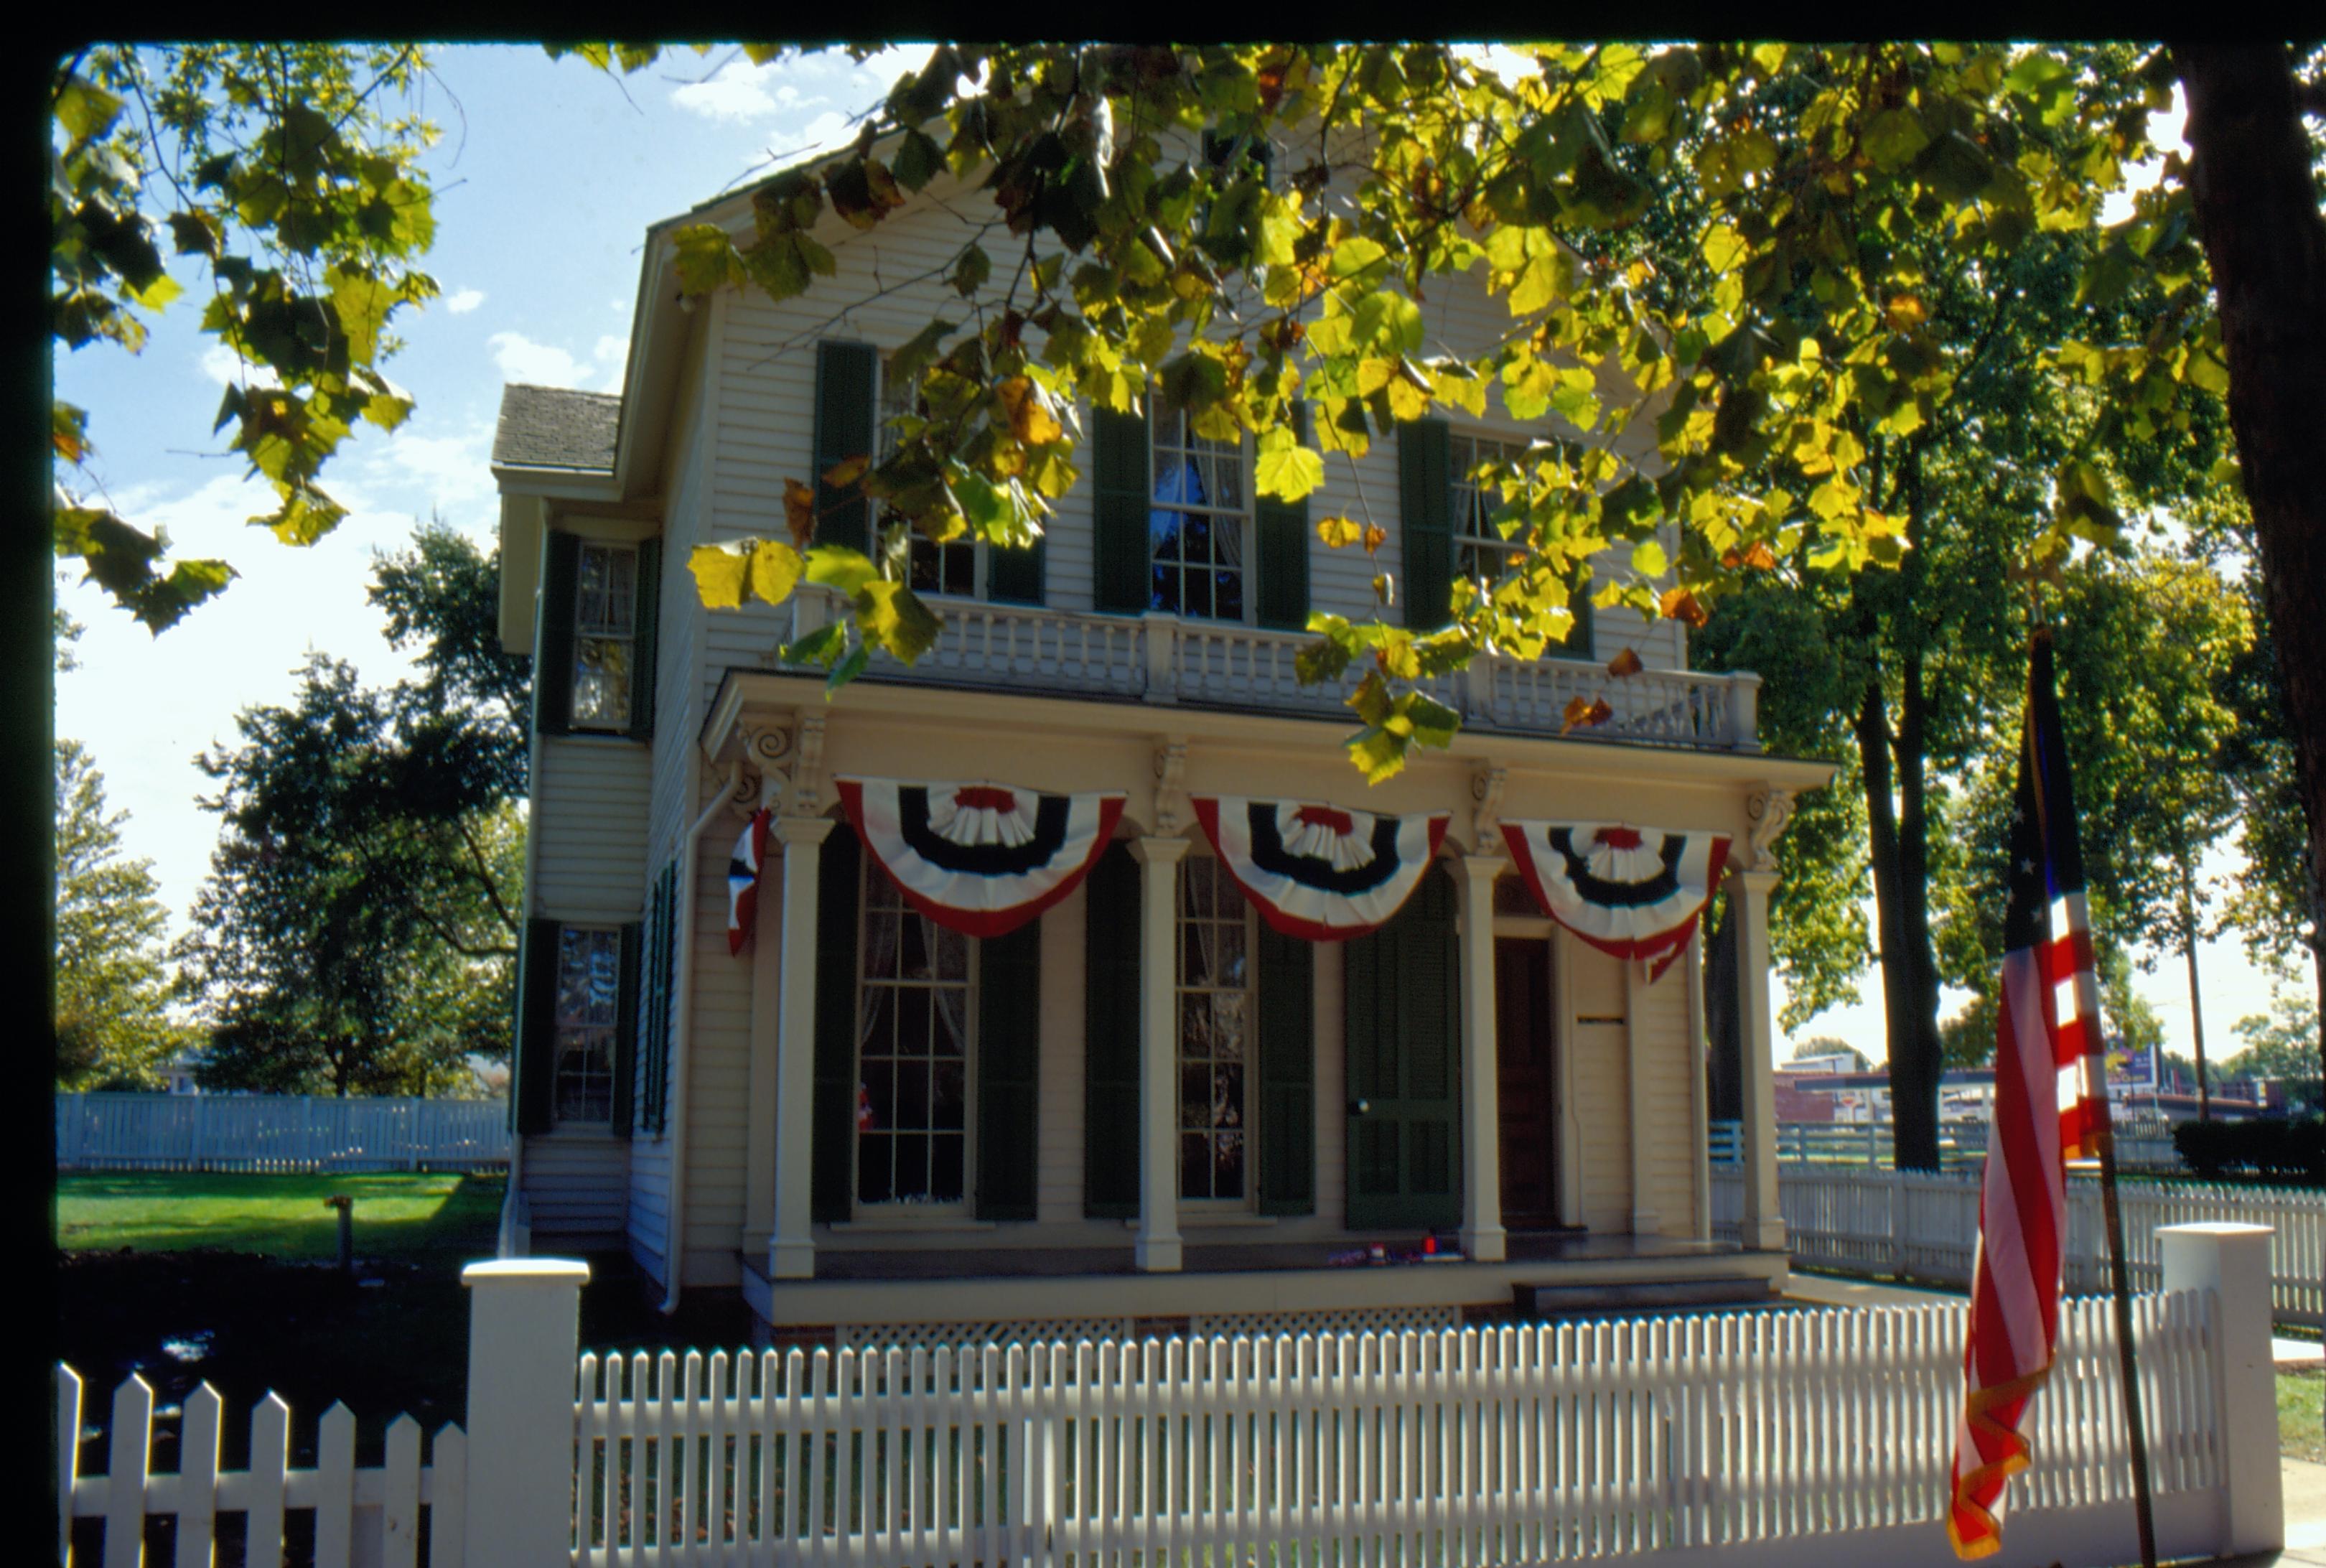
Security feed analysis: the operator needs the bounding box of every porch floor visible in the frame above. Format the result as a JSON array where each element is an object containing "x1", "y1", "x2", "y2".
[{"x1": 740, "y1": 1232, "x2": 1787, "y2": 1332}]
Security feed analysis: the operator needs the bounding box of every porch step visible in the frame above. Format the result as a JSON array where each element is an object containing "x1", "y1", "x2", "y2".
[{"x1": 1512, "y1": 1275, "x2": 1780, "y2": 1319}]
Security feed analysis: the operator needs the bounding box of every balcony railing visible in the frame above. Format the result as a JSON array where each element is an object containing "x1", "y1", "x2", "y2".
[{"x1": 783, "y1": 589, "x2": 1761, "y2": 751}]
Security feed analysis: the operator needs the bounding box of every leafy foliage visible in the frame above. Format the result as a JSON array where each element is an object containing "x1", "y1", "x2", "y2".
[
  {"x1": 50, "y1": 45, "x2": 442, "y2": 630},
  {"x1": 55, "y1": 739, "x2": 188, "y2": 1089},
  {"x1": 174, "y1": 528, "x2": 528, "y2": 1096},
  {"x1": 2225, "y1": 995, "x2": 2324, "y2": 1111},
  {"x1": 614, "y1": 42, "x2": 2229, "y2": 782}
]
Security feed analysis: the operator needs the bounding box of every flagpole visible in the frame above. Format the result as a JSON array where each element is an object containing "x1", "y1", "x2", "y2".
[{"x1": 2093, "y1": 1091, "x2": 2159, "y2": 1568}]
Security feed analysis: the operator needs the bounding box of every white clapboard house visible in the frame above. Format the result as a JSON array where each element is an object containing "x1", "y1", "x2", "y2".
[{"x1": 491, "y1": 136, "x2": 1828, "y2": 1345}]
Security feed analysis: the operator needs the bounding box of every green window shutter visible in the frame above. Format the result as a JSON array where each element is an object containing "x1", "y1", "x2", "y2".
[
  {"x1": 534, "y1": 531, "x2": 580, "y2": 737},
  {"x1": 976, "y1": 918, "x2": 1042, "y2": 1221},
  {"x1": 1566, "y1": 567, "x2": 1595, "y2": 655},
  {"x1": 1091, "y1": 406, "x2": 1152, "y2": 615},
  {"x1": 627, "y1": 540, "x2": 660, "y2": 741},
  {"x1": 1398, "y1": 419, "x2": 1453, "y2": 632},
  {"x1": 811, "y1": 826, "x2": 862, "y2": 1223},
  {"x1": 515, "y1": 917, "x2": 561, "y2": 1135},
  {"x1": 643, "y1": 862, "x2": 676, "y2": 1134},
  {"x1": 814, "y1": 342, "x2": 877, "y2": 555},
  {"x1": 612, "y1": 922, "x2": 641, "y2": 1137},
  {"x1": 986, "y1": 532, "x2": 1047, "y2": 606},
  {"x1": 1254, "y1": 406, "x2": 1312, "y2": 631},
  {"x1": 1254, "y1": 919, "x2": 1314, "y2": 1215},
  {"x1": 1082, "y1": 841, "x2": 1141, "y2": 1216}
]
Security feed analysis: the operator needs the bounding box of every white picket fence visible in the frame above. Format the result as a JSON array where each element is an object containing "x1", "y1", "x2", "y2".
[
  {"x1": 55, "y1": 1093, "x2": 510, "y2": 1173},
  {"x1": 56, "y1": 1370, "x2": 467, "y2": 1567},
  {"x1": 1706, "y1": 1118, "x2": 2180, "y2": 1171},
  {"x1": 1711, "y1": 1163, "x2": 2326, "y2": 1327},
  {"x1": 57, "y1": 1230, "x2": 2287, "y2": 1568}
]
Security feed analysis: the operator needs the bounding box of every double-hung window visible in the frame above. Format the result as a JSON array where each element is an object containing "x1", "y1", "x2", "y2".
[
  {"x1": 1449, "y1": 429, "x2": 1593, "y2": 653},
  {"x1": 855, "y1": 863, "x2": 972, "y2": 1207},
  {"x1": 553, "y1": 926, "x2": 622, "y2": 1124},
  {"x1": 879, "y1": 359, "x2": 979, "y2": 598},
  {"x1": 1177, "y1": 854, "x2": 1253, "y2": 1201},
  {"x1": 571, "y1": 542, "x2": 639, "y2": 727},
  {"x1": 1149, "y1": 396, "x2": 1249, "y2": 622}
]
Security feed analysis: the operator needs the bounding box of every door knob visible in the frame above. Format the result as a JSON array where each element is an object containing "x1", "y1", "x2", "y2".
[{"x1": 1350, "y1": 1098, "x2": 1371, "y2": 1116}]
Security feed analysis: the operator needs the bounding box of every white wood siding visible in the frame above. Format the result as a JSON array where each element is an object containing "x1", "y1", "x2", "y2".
[
  {"x1": 1630, "y1": 954, "x2": 1700, "y2": 1236},
  {"x1": 523, "y1": 1130, "x2": 628, "y2": 1249},
  {"x1": 530, "y1": 738, "x2": 650, "y2": 922}
]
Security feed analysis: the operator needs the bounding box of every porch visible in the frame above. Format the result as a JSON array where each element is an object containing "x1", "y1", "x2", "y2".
[{"x1": 738, "y1": 1232, "x2": 1789, "y2": 1337}]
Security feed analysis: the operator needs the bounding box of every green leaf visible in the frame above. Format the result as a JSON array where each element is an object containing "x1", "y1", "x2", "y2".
[
  {"x1": 1402, "y1": 692, "x2": 1462, "y2": 750},
  {"x1": 892, "y1": 128, "x2": 943, "y2": 191},
  {"x1": 804, "y1": 544, "x2": 878, "y2": 596},
  {"x1": 780, "y1": 622, "x2": 847, "y2": 668},
  {"x1": 671, "y1": 224, "x2": 740, "y2": 295},
  {"x1": 1345, "y1": 724, "x2": 1407, "y2": 783},
  {"x1": 856, "y1": 579, "x2": 943, "y2": 663},
  {"x1": 1861, "y1": 109, "x2": 1930, "y2": 174},
  {"x1": 1254, "y1": 439, "x2": 1325, "y2": 503},
  {"x1": 826, "y1": 642, "x2": 871, "y2": 695},
  {"x1": 951, "y1": 243, "x2": 991, "y2": 297},
  {"x1": 1329, "y1": 237, "x2": 1388, "y2": 279},
  {"x1": 1353, "y1": 290, "x2": 1424, "y2": 355},
  {"x1": 55, "y1": 77, "x2": 124, "y2": 146}
]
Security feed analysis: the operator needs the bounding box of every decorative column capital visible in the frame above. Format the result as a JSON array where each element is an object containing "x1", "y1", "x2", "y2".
[
  {"x1": 1743, "y1": 783, "x2": 1797, "y2": 872},
  {"x1": 1449, "y1": 851, "x2": 1507, "y2": 888},
  {"x1": 1129, "y1": 834, "x2": 1192, "y2": 868},
  {"x1": 1468, "y1": 763, "x2": 1508, "y2": 853},
  {"x1": 1150, "y1": 737, "x2": 1190, "y2": 836},
  {"x1": 772, "y1": 814, "x2": 836, "y2": 848}
]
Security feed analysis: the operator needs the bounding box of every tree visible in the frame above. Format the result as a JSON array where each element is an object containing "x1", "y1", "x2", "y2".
[
  {"x1": 1790, "y1": 1035, "x2": 1868, "y2": 1070},
  {"x1": 174, "y1": 526, "x2": 530, "y2": 1094},
  {"x1": 54, "y1": 738, "x2": 185, "y2": 1088},
  {"x1": 50, "y1": 46, "x2": 442, "y2": 629},
  {"x1": 2224, "y1": 994, "x2": 2324, "y2": 1112}
]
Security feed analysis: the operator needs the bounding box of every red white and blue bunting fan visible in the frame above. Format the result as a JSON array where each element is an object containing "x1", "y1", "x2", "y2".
[
  {"x1": 1192, "y1": 797, "x2": 1452, "y2": 942},
  {"x1": 836, "y1": 777, "x2": 1128, "y2": 939},
  {"x1": 1500, "y1": 821, "x2": 1732, "y2": 981},
  {"x1": 727, "y1": 807, "x2": 772, "y2": 956}
]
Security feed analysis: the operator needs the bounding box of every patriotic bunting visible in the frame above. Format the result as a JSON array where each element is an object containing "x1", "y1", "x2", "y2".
[
  {"x1": 1500, "y1": 821, "x2": 1731, "y2": 981},
  {"x1": 727, "y1": 807, "x2": 772, "y2": 956},
  {"x1": 1947, "y1": 635, "x2": 2108, "y2": 1559},
  {"x1": 1191, "y1": 797, "x2": 1451, "y2": 941},
  {"x1": 836, "y1": 777, "x2": 1127, "y2": 939}
]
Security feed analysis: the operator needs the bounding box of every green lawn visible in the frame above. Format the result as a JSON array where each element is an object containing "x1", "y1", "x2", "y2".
[
  {"x1": 57, "y1": 1170, "x2": 505, "y2": 1259},
  {"x1": 2285, "y1": 1368, "x2": 2326, "y2": 1465}
]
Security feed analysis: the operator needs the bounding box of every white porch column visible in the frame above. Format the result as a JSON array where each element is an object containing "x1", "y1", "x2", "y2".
[
  {"x1": 742, "y1": 868, "x2": 781, "y2": 1259},
  {"x1": 767, "y1": 816, "x2": 833, "y2": 1281},
  {"x1": 1624, "y1": 956, "x2": 1659, "y2": 1238},
  {"x1": 1449, "y1": 854, "x2": 1507, "y2": 1263},
  {"x1": 1129, "y1": 835, "x2": 1190, "y2": 1271},
  {"x1": 1729, "y1": 865, "x2": 1785, "y2": 1251},
  {"x1": 2162, "y1": 1223, "x2": 2281, "y2": 1555}
]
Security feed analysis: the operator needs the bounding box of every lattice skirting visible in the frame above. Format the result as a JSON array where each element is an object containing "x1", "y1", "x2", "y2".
[
  {"x1": 837, "y1": 1317, "x2": 1138, "y2": 1354},
  {"x1": 1190, "y1": 1305, "x2": 1461, "y2": 1340}
]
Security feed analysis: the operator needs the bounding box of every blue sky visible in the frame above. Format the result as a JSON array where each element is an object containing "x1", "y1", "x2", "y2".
[{"x1": 51, "y1": 45, "x2": 2299, "y2": 1068}]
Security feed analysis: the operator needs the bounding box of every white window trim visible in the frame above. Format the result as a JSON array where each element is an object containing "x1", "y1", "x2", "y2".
[
  {"x1": 568, "y1": 539, "x2": 639, "y2": 733},
  {"x1": 851, "y1": 858, "x2": 978, "y2": 1216},
  {"x1": 1147, "y1": 401, "x2": 1256, "y2": 627},
  {"x1": 552, "y1": 923, "x2": 622, "y2": 1128},
  {"x1": 1176, "y1": 852, "x2": 1257, "y2": 1209}
]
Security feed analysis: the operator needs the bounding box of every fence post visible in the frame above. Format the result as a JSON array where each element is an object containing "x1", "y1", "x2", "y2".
[
  {"x1": 1889, "y1": 1172, "x2": 1906, "y2": 1279},
  {"x1": 2160, "y1": 1223, "x2": 2280, "y2": 1557},
  {"x1": 462, "y1": 1258, "x2": 589, "y2": 1567}
]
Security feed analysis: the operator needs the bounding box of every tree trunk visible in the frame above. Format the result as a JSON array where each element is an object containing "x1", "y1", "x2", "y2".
[
  {"x1": 2172, "y1": 42, "x2": 2326, "y2": 1121},
  {"x1": 1859, "y1": 673, "x2": 1943, "y2": 1170},
  {"x1": 2179, "y1": 862, "x2": 2211, "y2": 1120}
]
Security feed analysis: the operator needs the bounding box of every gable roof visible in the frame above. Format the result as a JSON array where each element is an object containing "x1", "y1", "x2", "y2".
[{"x1": 493, "y1": 383, "x2": 623, "y2": 472}]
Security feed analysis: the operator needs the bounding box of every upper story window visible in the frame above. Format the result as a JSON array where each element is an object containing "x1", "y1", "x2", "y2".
[
  {"x1": 1149, "y1": 396, "x2": 1248, "y2": 622},
  {"x1": 571, "y1": 541, "x2": 639, "y2": 727},
  {"x1": 856, "y1": 862, "x2": 972, "y2": 1207},
  {"x1": 879, "y1": 358, "x2": 978, "y2": 598},
  {"x1": 1177, "y1": 854, "x2": 1251, "y2": 1201},
  {"x1": 554, "y1": 925, "x2": 622, "y2": 1124},
  {"x1": 1449, "y1": 429, "x2": 1592, "y2": 655}
]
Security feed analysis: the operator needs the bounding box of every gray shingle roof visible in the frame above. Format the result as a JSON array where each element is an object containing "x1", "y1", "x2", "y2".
[{"x1": 493, "y1": 383, "x2": 622, "y2": 472}]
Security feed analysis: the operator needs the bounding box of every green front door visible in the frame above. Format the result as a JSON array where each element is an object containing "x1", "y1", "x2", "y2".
[{"x1": 1344, "y1": 864, "x2": 1460, "y2": 1231}]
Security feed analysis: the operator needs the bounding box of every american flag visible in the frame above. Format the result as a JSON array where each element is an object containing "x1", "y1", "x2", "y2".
[{"x1": 1948, "y1": 634, "x2": 2110, "y2": 1559}]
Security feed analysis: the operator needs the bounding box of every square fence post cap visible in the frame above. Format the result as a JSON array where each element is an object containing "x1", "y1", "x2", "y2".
[
  {"x1": 461, "y1": 1258, "x2": 592, "y2": 1286},
  {"x1": 2155, "y1": 1221, "x2": 2275, "y2": 1239}
]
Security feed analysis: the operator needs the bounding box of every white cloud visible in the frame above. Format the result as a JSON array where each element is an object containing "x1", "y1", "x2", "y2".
[
  {"x1": 671, "y1": 58, "x2": 823, "y2": 123},
  {"x1": 444, "y1": 288, "x2": 487, "y2": 314},
  {"x1": 197, "y1": 342, "x2": 281, "y2": 388},
  {"x1": 594, "y1": 335, "x2": 628, "y2": 365},
  {"x1": 360, "y1": 418, "x2": 497, "y2": 516},
  {"x1": 487, "y1": 331, "x2": 594, "y2": 389}
]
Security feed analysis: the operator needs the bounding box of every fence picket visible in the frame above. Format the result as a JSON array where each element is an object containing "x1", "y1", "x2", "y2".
[
  {"x1": 103, "y1": 1375, "x2": 151, "y2": 1568},
  {"x1": 431, "y1": 1424, "x2": 467, "y2": 1568},
  {"x1": 55, "y1": 1093, "x2": 509, "y2": 1173}
]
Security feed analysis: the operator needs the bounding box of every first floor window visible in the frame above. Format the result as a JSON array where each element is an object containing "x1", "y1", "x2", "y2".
[
  {"x1": 554, "y1": 926, "x2": 621, "y2": 1124},
  {"x1": 880, "y1": 358, "x2": 978, "y2": 597},
  {"x1": 571, "y1": 541, "x2": 638, "y2": 727},
  {"x1": 1177, "y1": 855, "x2": 1251, "y2": 1200},
  {"x1": 856, "y1": 865, "x2": 972, "y2": 1205},
  {"x1": 1149, "y1": 395, "x2": 1248, "y2": 621}
]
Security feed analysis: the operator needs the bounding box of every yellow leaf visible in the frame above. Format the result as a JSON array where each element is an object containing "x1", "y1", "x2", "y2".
[
  {"x1": 822, "y1": 453, "x2": 871, "y2": 490},
  {"x1": 996, "y1": 376, "x2": 1062, "y2": 445},
  {"x1": 747, "y1": 539, "x2": 805, "y2": 605},
  {"x1": 1316, "y1": 515, "x2": 1364, "y2": 549},
  {"x1": 689, "y1": 544, "x2": 749, "y2": 610}
]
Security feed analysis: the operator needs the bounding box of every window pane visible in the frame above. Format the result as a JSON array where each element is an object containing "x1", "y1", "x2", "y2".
[
  {"x1": 932, "y1": 1060, "x2": 966, "y2": 1131},
  {"x1": 859, "y1": 1134, "x2": 895, "y2": 1203},
  {"x1": 571, "y1": 638, "x2": 632, "y2": 727},
  {"x1": 896, "y1": 1136, "x2": 929, "y2": 1201},
  {"x1": 856, "y1": 861, "x2": 972, "y2": 1205},
  {"x1": 930, "y1": 1135, "x2": 964, "y2": 1203}
]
